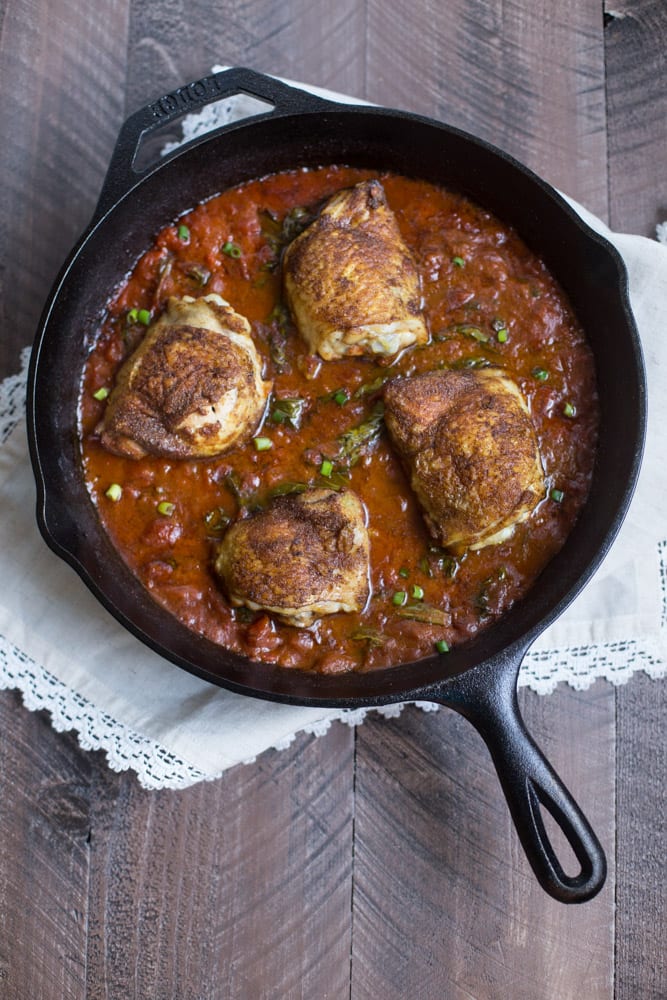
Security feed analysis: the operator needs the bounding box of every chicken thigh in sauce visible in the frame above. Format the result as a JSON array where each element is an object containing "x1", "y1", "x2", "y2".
[
  {"x1": 283, "y1": 179, "x2": 428, "y2": 360},
  {"x1": 215, "y1": 489, "x2": 370, "y2": 627},
  {"x1": 384, "y1": 369, "x2": 546, "y2": 552},
  {"x1": 99, "y1": 294, "x2": 271, "y2": 460}
]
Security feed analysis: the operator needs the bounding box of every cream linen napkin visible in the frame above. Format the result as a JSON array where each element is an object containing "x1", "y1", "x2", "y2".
[{"x1": 0, "y1": 79, "x2": 665, "y2": 789}]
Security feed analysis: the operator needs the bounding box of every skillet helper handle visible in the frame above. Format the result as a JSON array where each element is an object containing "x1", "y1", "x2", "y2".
[
  {"x1": 436, "y1": 654, "x2": 606, "y2": 903},
  {"x1": 94, "y1": 67, "x2": 335, "y2": 221}
]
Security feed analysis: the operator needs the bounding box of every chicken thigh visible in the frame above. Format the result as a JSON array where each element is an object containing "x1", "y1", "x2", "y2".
[
  {"x1": 99, "y1": 294, "x2": 271, "y2": 459},
  {"x1": 384, "y1": 369, "x2": 545, "y2": 552},
  {"x1": 283, "y1": 179, "x2": 428, "y2": 360},
  {"x1": 215, "y1": 489, "x2": 370, "y2": 627}
]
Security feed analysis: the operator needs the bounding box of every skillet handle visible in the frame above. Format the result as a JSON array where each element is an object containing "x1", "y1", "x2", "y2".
[
  {"x1": 434, "y1": 651, "x2": 606, "y2": 903},
  {"x1": 94, "y1": 67, "x2": 336, "y2": 221}
]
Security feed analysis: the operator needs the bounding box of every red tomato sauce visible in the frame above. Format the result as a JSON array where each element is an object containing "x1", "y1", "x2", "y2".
[{"x1": 80, "y1": 166, "x2": 598, "y2": 673}]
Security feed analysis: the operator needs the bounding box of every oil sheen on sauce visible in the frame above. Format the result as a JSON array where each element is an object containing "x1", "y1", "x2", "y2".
[{"x1": 80, "y1": 166, "x2": 598, "y2": 674}]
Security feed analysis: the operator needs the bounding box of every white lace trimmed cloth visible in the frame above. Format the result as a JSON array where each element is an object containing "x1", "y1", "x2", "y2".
[{"x1": 1, "y1": 81, "x2": 665, "y2": 790}]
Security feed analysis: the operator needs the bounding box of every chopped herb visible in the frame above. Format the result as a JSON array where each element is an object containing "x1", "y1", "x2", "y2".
[
  {"x1": 399, "y1": 566, "x2": 410, "y2": 579},
  {"x1": 177, "y1": 224, "x2": 190, "y2": 241},
  {"x1": 137, "y1": 309, "x2": 151, "y2": 326},
  {"x1": 452, "y1": 256, "x2": 465, "y2": 267},
  {"x1": 532, "y1": 366, "x2": 549, "y2": 381},
  {"x1": 496, "y1": 329, "x2": 509, "y2": 343},
  {"x1": 157, "y1": 501, "x2": 175, "y2": 516},
  {"x1": 392, "y1": 590, "x2": 408, "y2": 606},
  {"x1": 187, "y1": 264, "x2": 211, "y2": 286},
  {"x1": 397, "y1": 603, "x2": 449, "y2": 626},
  {"x1": 411, "y1": 584, "x2": 425, "y2": 600},
  {"x1": 204, "y1": 507, "x2": 231, "y2": 532},
  {"x1": 222, "y1": 241, "x2": 242, "y2": 258},
  {"x1": 550, "y1": 488, "x2": 565, "y2": 503},
  {"x1": 253, "y1": 437, "x2": 273, "y2": 452},
  {"x1": 435, "y1": 639, "x2": 450, "y2": 654},
  {"x1": 419, "y1": 556, "x2": 433, "y2": 577},
  {"x1": 351, "y1": 627, "x2": 385, "y2": 648},
  {"x1": 449, "y1": 356, "x2": 493, "y2": 370},
  {"x1": 126, "y1": 308, "x2": 139, "y2": 324},
  {"x1": 457, "y1": 324, "x2": 490, "y2": 343},
  {"x1": 333, "y1": 389, "x2": 349, "y2": 406},
  {"x1": 354, "y1": 374, "x2": 389, "y2": 398},
  {"x1": 268, "y1": 481, "x2": 309, "y2": 498},
  {"x1": 93, "y1": 387, "x2": 109, "y2": 401},
  {"x1": 266, "y1": 302, "x2": 291, "y2": 372},
  {"x1": 271, "y1": 397, "x2": 305, "y2": 429},
  {"x1": 337, "y1": 401, "x2": 385, "y2": 465},
  {"x1": 279, "y1": 205, "x2": 316, "y2": 244},
  {"x1": 320, "y1": 459, "x2": 334, "y2": 478},
  {"x1": 563, "y1": 402, "x2": 576, "y2": 418},
  {"x1": 105, "y1": 483, "x2": 122, "y2": 502}
]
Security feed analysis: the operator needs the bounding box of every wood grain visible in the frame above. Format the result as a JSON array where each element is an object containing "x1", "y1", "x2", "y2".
[
  {"x1": 0, "y1": 0, "x2": 130, "y2": 375},
  {"x1": 84, "y1": 727, "x2": 354, "y2": 999},
  {"x1": 123, "y1": 0, "x2": 365, "y2": 117},
  {"x1": 365, "y1": 0, "x2": 609, "y2": 219},
  {"x1": 0, "y1": 692, "x2": 92, "y2": 1000},
  {"x1": 604, "y1": 0, "x2": 667, "y2": 237},
  {"x1": 614, "y1": 675, "x2": 667, "y2": 1000}
]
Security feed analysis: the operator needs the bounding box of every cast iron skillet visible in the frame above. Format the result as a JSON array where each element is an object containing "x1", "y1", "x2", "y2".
[{"x1": 27, "y1": 67, "x2": 646, "y2": 903}]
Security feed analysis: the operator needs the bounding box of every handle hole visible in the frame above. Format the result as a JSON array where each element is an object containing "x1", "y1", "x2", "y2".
[
  {"x1": 132, "y1": 94, "x2": 276, "y2": 174},
  {"x1": 529, "y1": 781, "x2": 593, "y2": 883},
  {"x1": 540, "y1": 803, "x2": 581, "y2": 879}
]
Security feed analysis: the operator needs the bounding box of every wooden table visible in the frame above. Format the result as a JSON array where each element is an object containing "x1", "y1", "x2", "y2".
[{"x1": 1, "y1": 2, "x2": 665, "y2": 997}]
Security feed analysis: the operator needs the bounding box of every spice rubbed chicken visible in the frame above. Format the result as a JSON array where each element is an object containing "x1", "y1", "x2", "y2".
[
  {"x1": 99, "y1": 294, "x2": 271, "y2": 459},
  {"x1": 283, "y1": 179, "x2": 428, "y2": 360},
  {"x1": 215, "y1": 489, "x2": 371, "y2": 627},
  {"x1": 384, "y1": 369, "x2": 546, "y2": 552}
]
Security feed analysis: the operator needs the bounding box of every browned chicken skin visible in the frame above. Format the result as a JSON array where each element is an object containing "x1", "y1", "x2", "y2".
[
  {"x1": 283, "y1": 179, "x2": 428, "y2": 360},
  {"x1": 384, "y1": 369, "x2": 546, "y2": 552},
  {"x1": 215, "y1": 489, "x2": 371, "y2": 627},
  {"x1": 99, "y1": 294, "x2": 271, "y2": 459}
]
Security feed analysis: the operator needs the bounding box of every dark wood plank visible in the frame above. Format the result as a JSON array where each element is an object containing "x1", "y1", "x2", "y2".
[
  {"x1": 0, "y1": 692, "x2": 93, "y2": 1000},
  {"x1": 614, "y1": 675, "x2": 667, "y2": 1000},
  {"x1": 123, "y1": 0, "x2": 365, "y2": 116},
  {"x1": 604, "y1": 0, "x2": 667, "y2": 237},
  {"x1": 366, "y1": 0, "x2": 609, "y2": 219},
  {"x1": 604, "y1": 6, "x2": 667, "y2": 998},
  {"x1": 352, "y1": 687, "x2": 615, "y2": 1000},
  {"x1": 0, "y1": 0, "x2": 130, "y2": 375},
  {"x1": 84, "y1": 727, "x2": 354, "y2": 999}
]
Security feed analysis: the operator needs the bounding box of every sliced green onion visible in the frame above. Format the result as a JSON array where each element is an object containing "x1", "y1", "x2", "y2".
[
  {"x1": 496, "y1": 329, "x2": 509, "y2": 343},
  {"x1": 435, "y1": 639, "x2": 450, "y2": 654},
  {"x1": 392, "y1": 590, "x2": 408, "y2": 606},
  {"x1": 532, "y1": 366, "x2": 549, "y2": 381},
  {"x1": 222, "y1": 241, "x2": 242, "y2": 258},
  {"x1": 399, "y1": 566, "x2": 410, "y2": 579},
  {"x1": 93, "y1": 387, "x2": 109, "y2": 401},
  {"x1": 157, "y1": 501, "x2": 175, "y2": 516},
  {"x1": 452, "y1": 256, "x2": 465, "y2": 267},
  {"x1": 411, "y1": 584, "x2": 425, "y2": 600},
  {"x1": 137, "y1": 309, "x2": 152, "y2": 326},
  {"x1": 550, "y1": 488, "x2": 565, "y2": 503},
  {"x1": 563, "y1": 402, "x2": 576, "y2": 418},
  {"x1": 333, "y1": 389, "x2": 349, "y2": 406},
  {"x1": 105, "y1": 483, "x2": 122, "y2": 502},
  {"x1": 253, "y1": 436, "x2": 273, "y2": 452},
  {"x1": 320, "y1": 459, "x2": 334, "y2": 478},
  {"x1": 126, "y1": 308, "x2": 139, "y2": 324},
  {"x1": 177, "y1": 224, "x2": 190, "y2": 241}
]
